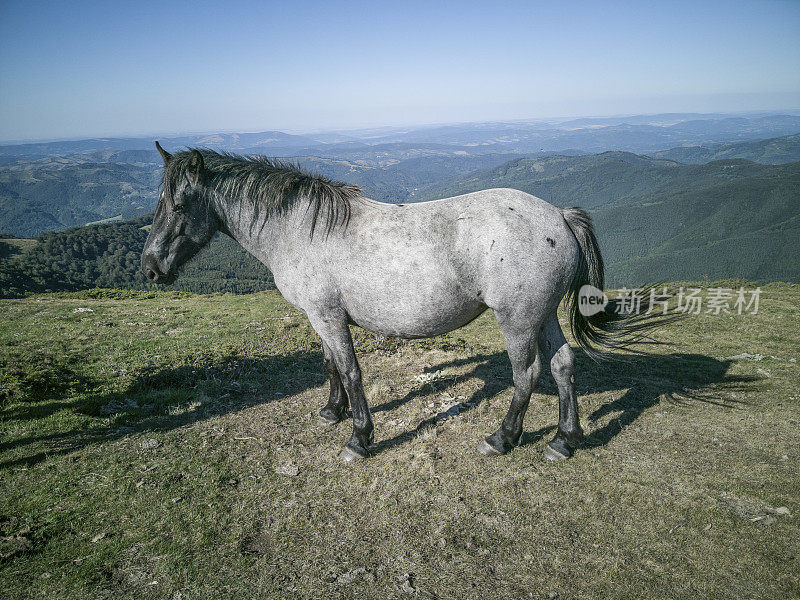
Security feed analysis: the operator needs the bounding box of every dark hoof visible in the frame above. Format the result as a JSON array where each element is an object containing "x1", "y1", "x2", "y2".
[
  {"x1": 339, "y1": 445, "x2": 367, "y2": 462},
  {"x1": 316, "y1": 413, "x2": 342, "y2": 427},
  {"x1": 477, "y1": 440, "x2": 503, "y2": 457},
  {"x1": 318, "y1": 407, "x2": 346, "y2": 426},
  {"x1": 544, "y1": 441, "x2": 571, "y2": 462}
]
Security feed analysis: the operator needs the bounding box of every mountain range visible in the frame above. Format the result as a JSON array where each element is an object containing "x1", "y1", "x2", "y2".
[
  {"x1": 649, "y1": 133, "x2": 800, "y2": 164},
  {"x1": 1, "y1": 113, "x2": 799, "y2": 294},
  {"x1": 3, "y1": 112, "x2": 800, "y2": 159}
]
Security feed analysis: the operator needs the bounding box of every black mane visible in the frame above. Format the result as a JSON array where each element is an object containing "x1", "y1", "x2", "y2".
[{"x1": 163, "y1": 149, "x2": 360, "y2": 237}]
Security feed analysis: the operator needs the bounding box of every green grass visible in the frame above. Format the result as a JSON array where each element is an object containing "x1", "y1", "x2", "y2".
[
  {"x1": 1, "y1": 285, "x2": 798, "y2": 599},
  {"x1": 0, "y1": 238, "x2": 37, "y2": 260}
]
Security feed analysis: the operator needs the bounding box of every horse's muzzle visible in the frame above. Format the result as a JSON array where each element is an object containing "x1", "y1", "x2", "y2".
[{"x1": 141, "y1": 255, "x2": 174, "y2": 284}]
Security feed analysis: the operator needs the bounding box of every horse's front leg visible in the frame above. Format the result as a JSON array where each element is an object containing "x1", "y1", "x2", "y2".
[
  {"x1": 318, "y1": 341, "x2": 349, "y2": 425},
  {"x1": 308, "y1": 313, "x2": 374, "y2": 461}
]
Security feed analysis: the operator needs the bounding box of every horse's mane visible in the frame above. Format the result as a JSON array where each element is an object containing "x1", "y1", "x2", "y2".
[{"x1": 163, "y1": 149, "x2": 360, "y2": 237}]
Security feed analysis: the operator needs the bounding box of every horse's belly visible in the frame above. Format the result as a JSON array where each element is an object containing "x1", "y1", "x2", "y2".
[{"x1": 343, "y1": 286, "x2": 487, "y2": 339}]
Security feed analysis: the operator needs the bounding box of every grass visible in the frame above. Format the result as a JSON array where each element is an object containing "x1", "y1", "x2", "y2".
[
  {"x1": 0, "y1": 238, "x2": 37, "y2": 260},
  {"x1": 0, "y1": 284, "x2": 798, "y2": 599}
]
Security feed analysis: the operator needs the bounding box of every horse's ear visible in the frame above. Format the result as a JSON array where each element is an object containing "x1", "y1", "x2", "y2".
[
  {"x1": 155, "y1": 141, "x2": 172, "y2": 166},
  {"x1": 186, "y1": 149, "x2": 204, "y2": 187}
]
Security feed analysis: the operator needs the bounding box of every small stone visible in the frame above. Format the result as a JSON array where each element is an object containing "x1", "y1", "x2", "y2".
[
  {"x1": 726, "y1": 353, "x2": 764, "y2": 361},
  {"x1": 335, "y1": 567, "x2": 367, "y2": 585},
  {"x1": 171, "y1": 497, "x2": 183, "y2": 504},
  {"x1": 91, "y1": 532, "x2": 106, "y2": 543},
  {"x1": 0, "y1": 535, "x2": 32, "y2": 560},
  {"x1": 395, "y1": 573, "x2": 416, "y2": 594},
  {"x1": 775, "y1": 506, "x2": 791, "y2": 516},
  {"x1": 140, "y1": 438, "x2": 160, "y2": 450},
  {"x1": 275, "y1": 463, "x2": 299, "y2": 477},
  {"x1": 100, "y1": 398, "x2": 139, "y2": 416}
]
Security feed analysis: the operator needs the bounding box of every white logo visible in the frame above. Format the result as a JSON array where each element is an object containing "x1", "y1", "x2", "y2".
[{"x1": 578, "y1": 284, "x2": 609, "y2": 316}]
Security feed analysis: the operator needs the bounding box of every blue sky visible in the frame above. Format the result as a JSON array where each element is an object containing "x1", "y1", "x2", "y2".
[{"x1": 1, "y1": 0, "x2": 798, "y2": 141}]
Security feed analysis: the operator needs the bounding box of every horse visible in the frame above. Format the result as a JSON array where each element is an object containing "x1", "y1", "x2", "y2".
[{"x1": 141, "y1": 143, "x2": 669, "y2": 462}]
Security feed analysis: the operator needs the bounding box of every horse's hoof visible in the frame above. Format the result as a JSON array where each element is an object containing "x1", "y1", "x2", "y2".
[
  {"x1": 339, "y1": 446, "x2": 367, "y2": 462},
  {"x1": 543, "y1": 442, "x2": 571, "y2": 462},
  {"x1": 318, "y1": 406, "x2": 348, "y2": 426},
  {"x1": 316, "y1": 414, "x2": 341, "y2": 427},
  {"x1": 477, "y1": 440, "x2": 503, "y2": 457}
]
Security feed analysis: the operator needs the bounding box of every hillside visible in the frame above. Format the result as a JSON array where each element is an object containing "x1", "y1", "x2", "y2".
[
  {"x1": 414, "y1": 154, "x2": 800, "y2": 285},
  {"x1": 1, "y1": 286, "x2": 798, "y2": 598},
  {"x1": 0, "y1": 161, "x2": 160, "y2": 236},
  {"x1": 0, "y1": 216, "x2": 274, "y2": 298},
  {"x1": 651, "y1": 133, "x2": 800, "y2": 164}
]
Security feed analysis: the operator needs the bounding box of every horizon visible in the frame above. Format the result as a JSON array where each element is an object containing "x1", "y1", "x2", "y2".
[
  {"x1": 2, "y1": 107, "x2": 800, "y2": 146},
  {"x1": 1, "y1": 0, "x2": 799, "y2": 142}
]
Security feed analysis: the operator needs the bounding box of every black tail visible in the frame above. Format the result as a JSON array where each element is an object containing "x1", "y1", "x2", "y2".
[{"x1": 560, "y1": 207, "x2": 682, "y2": 361}]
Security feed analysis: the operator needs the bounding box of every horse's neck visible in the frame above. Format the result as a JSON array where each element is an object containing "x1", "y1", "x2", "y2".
[{"x1": 211, "y1": 193, "x2": 289, "y2": 269}]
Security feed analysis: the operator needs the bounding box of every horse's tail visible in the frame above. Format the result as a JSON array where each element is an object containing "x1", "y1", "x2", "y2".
[{"x1": 560, "y1": 207, "x2": 680, "y2": 361}]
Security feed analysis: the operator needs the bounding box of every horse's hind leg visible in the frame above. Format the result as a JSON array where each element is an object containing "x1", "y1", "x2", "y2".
[
  {"x1": 318, "y1": 341, "x2": 349, "y2": 425},
  {"x1": 478, "y1": 311, "x2": 542, "y2": 456},
  {"x1": 307, "y1": 312, "x2": 374, "y2": 461},
  {"x1": 538, "y1": 313, "x2": 584, "y2": 461}
]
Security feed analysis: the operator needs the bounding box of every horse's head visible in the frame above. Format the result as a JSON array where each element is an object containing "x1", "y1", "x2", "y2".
[{"x1": 141, "y1": 142, "x2": 219, "y2": 284}]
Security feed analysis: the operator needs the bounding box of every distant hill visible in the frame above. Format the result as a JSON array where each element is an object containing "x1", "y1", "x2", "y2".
[
  {"x1": 414, "y1": 153, "x2": 800, "y2": 285},
  {"x1": 650, "y1": 134, "x2": 800, "y2": 164},
  {"x1": 0, "y1": 130, "x2": 320, "y2": 159},
  {"x1": 327, "y1": 114, "x2": 800, "y2": 154},
  {"x1": 3, "y1": 113, "x2": 800, "y2": 160},
  {"x1": 0, "y1": 161, "x2": 161, "y2": 237},
  {"x1": 0, "y1": 215, "x2": 274, "y2": 297}
]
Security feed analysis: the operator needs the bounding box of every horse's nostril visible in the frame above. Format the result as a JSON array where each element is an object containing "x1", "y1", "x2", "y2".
[{"x1": 146, "y1": 269, "x2": 157, "y2": 281}]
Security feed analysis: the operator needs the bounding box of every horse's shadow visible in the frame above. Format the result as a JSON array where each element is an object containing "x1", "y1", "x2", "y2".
[
  {"x1": 0, "y1": 349, "x2": 325, "y2": 470},
  {"x1": 369, "y1": 351, "x2": 756, "y2": 455},
  {"x1": 1, "y1": 347, "x2": 756, "y2": 468}
]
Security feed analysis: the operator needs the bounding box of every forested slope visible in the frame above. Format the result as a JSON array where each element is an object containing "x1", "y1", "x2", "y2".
[{"x1": 0, "y1": 216, "x2": 273, "y2": 297}]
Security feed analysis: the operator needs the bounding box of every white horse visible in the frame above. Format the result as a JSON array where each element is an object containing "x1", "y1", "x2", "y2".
[{"x1": 142, "y1": 144, "x2": 667, "y2": 462}]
